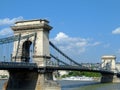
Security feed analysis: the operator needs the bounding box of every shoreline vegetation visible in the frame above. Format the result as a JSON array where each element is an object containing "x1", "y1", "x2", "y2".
[
  {"x1": 61, "y1": 71, "x2": 101, "y2": 78},
  {"x1": 58, "y1": 71, "x2": 101, "y2": 81},
  {"x1": 0, "y1": 75, "x2": 8, "y2": 80}
]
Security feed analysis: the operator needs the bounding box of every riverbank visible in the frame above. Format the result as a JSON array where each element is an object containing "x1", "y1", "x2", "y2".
[
  {"x1": 0, "y1": 76, "x2": 8, "y2": 80},
  {"x1": 56, "y1": 76, "x2": 101, "y2": 82}
]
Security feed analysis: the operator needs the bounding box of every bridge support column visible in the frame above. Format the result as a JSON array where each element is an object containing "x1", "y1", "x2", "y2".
[
  {"x1": 101, "y1": 73, "x2": 120, "y2": 83},
  {"x1": 100, "y1": 55, "x2": 120, "y2": 83},
  {"x1": 7, "y1": 19, "x2": 61, "y2": 90},
  {"x1": 4, "y1": 71, "x2": 61, "y2": 90}
]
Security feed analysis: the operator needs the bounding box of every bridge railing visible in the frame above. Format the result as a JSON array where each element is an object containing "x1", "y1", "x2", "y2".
[
  {"x1": 45, "y1": 56, "x2": 102, "y2": 71},
  {"x1": 0, "y1": 62, "x2": 37, "y2": 70},
  {"x1": 0, "y1": 43, "x2": 13, "y2": 62},
  {"x1": 0, "y1": 33, "x2": 36, "y2": 62}
]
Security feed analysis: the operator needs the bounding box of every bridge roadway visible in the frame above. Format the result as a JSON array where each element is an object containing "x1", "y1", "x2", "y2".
[{"x1": 0, "y1": 62, "x2": 115, "y2": 75}]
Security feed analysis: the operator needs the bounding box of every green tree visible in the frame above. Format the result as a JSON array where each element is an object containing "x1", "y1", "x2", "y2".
[{"x1": 61, "y1": 71, "x2": 101, "y2": 78}]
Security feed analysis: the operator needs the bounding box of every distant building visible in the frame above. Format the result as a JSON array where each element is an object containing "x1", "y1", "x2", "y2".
[
  {"x1": 0, "y1": 70, "x2": 9, "y2": 76},
  {"x1": 58, "y1": 70, "x2": 68, "y2": 76}
]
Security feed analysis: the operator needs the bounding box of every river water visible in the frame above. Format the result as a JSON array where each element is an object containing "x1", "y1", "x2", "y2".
[
  {"x1": 58, "y1": 80, "x2": 120, "y2": 90},
  {"x1": 0, "y1": 80, "x2": 120, "y2": 90}
]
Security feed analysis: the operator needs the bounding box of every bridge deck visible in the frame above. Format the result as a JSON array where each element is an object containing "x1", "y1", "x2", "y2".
[{"x1": 0, "y1": 62, "x2": 114, "y2": 74}]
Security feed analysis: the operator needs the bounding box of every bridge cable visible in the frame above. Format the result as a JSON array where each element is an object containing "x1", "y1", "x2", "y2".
[
  {"x1": 15, "y1": 34, "x2": 21, "y2": 62},
  {"x1": 0, "y1": 33, "x2": 35, "y2": 45},
  {"x1": 33, "y1": 33, "x2": 37, "y2": 53},
  {"x1": 49, "y1": 41, "x2": 81, "y2": 66},
  {"x1": 50, "y1": 54, "x2": 69, "y2": 66}
]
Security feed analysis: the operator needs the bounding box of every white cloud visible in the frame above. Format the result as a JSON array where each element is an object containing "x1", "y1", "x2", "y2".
[
  {"x1": 0, "y1": 16, "x2": 23, "y2": 25},
  {"x1": 55, "y1": 32, "x2": 68, "y2": 41},
  {"x1": 0, "y1": 16, "x2": 24, "y2": 36},
  {"x1": 89, "y1": 42, "x2": 101, "y2": 46},
  {"x1": 0, "y1": 28, "x2": 13, "y2": 36},
  {"x1": 112, "y1": 27, "x2": 120, "y2": 34},
  {"x1": 50, "y1": 32, "x2": 100, "y2": 55}
]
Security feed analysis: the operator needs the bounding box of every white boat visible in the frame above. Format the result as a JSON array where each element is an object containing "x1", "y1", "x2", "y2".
[{"x1": 62, "y1": 76, "x2": 94, "y2": 81}]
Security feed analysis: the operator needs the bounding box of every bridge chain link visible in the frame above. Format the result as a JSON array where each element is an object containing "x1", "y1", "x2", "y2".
[{"x1": 0, "y1": 33, "x2": 35, "y2": 45}]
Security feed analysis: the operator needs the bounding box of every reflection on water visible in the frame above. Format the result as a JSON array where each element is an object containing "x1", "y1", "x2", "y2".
[
  {"x1": 0, "y1": 80, "x2": 120, "y2": 90},
  {"x1": 75, "y1": 83, "x2": 120, "y2": 90},
  {"x1": 0, "y1": 80, "x2": 7, "y2": 90},
  {"x1": 58, "y1": 80, "x2": 99, "y2": 90}
]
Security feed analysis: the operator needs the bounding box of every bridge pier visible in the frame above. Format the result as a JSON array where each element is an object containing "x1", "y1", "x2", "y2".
[
  {"x1": 101, "y1": 55, "x2": 120, "y2": 83},
  {"x1": 4, "y1": 71, "x2": 61, "y2": 90},
  {"x1": 3, "y1": 19, "x2": 61, "y2": 90},
  {"x1": 101, "y1": 73, "x2": 120, "y2": 83}
]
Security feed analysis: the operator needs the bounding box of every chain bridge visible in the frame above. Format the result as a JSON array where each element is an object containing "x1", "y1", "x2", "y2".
[{"x1": 0, "y1": 19, "x2": 120, "y2": 90}]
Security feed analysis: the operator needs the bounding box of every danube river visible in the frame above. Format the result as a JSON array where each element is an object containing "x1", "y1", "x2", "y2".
[
  {"x1": 58, "y1": 80, "x2": 120, "y2": 90},
  {"x1": 0, "y1": 80, "x2": 120, "y2": 90}
]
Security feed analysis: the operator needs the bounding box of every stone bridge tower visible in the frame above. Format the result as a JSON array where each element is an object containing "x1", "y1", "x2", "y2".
[
  {"x1": 101, "y1": 55, "x2": 120, "y2": 83},
  {"x1": 101, "y1": 55, "x2": 116, "y2": 71},
  {"x1": 5, "y1": 19, "x2": 61, "y2": 90},
  {"x1": 11, "y1": 19, "x2": 52, "y2": 66}
]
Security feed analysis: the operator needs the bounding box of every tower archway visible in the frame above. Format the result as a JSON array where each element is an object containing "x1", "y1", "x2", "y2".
[{"x1": 21, "y1": 40, "x2": 32, "y2": 62}]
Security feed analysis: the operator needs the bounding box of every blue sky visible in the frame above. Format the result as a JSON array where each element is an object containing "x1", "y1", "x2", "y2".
[{"x1": 0, "y1": 0, "x2": 120, "y2": 63}]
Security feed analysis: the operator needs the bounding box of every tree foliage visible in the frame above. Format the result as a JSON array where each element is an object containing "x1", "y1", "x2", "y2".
[{"x1": 61, "y1": 71, "x2": 101, "y2": 78}]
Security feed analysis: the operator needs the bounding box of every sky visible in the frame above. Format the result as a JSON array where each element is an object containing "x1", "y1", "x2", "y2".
[{"x1": 0, "y1": 0, "x2": 120, "y2": 63}]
